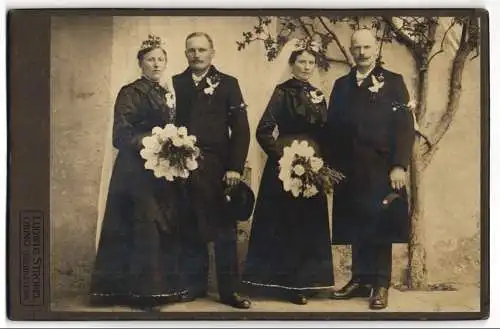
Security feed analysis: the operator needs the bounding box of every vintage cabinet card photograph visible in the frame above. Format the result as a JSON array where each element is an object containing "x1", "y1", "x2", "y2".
[{"x1": 7, "y1": 8, "x2": 489, "y2": 321}]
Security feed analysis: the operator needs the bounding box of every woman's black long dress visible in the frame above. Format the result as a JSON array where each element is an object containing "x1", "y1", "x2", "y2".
[
  {"x1": 242, "y1": 78, "x2": 334, "y2": 295},
  {"x1": 89, "y1": 77, "x2": 187, "y2": 306}
]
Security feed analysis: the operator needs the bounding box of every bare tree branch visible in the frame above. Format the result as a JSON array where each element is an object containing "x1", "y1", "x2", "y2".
[
  {"x1": 411, "y1": 17, "x2": 435, "y2": 46},
  {"x1": 318, "y1": 16, "x2": 355, "y2": 66},
  {"x1": 377, "y1": 19, "x2": 390, "y2": 62},
  {"x1": 459, "y1": 18, "x2": 468, "y2": 46},
  {"x1": 470, "y1": 51, "x2": 480, "y2": 61},
  {"x1": 416, "y1": 131, "x2": 432, "y2": 149},
  {"x1": 428, "y1": 19, "x2": 458, "y2": 64},
  {"x1": 296, "y1": 17, "x2": 313, "y2": 38},
  {"x1": 384, "y1": 17, "x2": 417, "y2": 50},
  {"x1": 422, "y1": 17, "x2": 478, "y2": 168}
]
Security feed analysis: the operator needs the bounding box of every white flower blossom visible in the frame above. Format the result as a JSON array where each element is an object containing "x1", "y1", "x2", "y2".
[
  {"x1": 282, "y1": 177, "x2": 292, "y2": 192},
  {"x1": 139, "y1": 149, "x2": 156, "y2": 161},
  {"x1": 303, "y1": 185, "x2": 319, "y2": 198},
  {"x1": 144, "y1": 159, "x2": 156, "y2": 170},
  {"x1": 290, "y1": 178, "x2": 303, "y2": 197},
  {"x1": 310, "y1": 157, "x2": 324, "y2": 173},
  {"x1": 158, "y1": 158, "x2": 170, "y2": 168},
  {"x1": 293, "y1": 164, "x2": 305, "y2": 176},
  {"x1": 183, "y1": 138, "x2": 195, "y2": 148},
  {"x1": 186, "y1": 158, "x2": 198, "y2": 171},
  {"x1": 160, "y1": 124, "x2": 177, "y2": 140},
  {"x1": 179, "y1": 169, "x2": 189, "y2": 179},
  {"x1": 142, "y1": 136, "x2": 162, "y2": 153},
  {"x1": 178, "y1": 126, "x2": 188, "y2": 137},
  {"x1": 172, "y1": 136, "x2": 183, "y2": 147},
  {"x1": 295, "y1": 140, "x2": 315, "y2": 158},
  {"x1": 152, "y1": 126, "x2": 163, "y2": 135}
]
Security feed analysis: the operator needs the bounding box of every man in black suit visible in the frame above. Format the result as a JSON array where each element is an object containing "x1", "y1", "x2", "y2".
[
  {"x1": 172, "y1": 32, "x2": 251, "y2": 309},
  {"x1": 326, "y1": 28, "x2": 415, "y2": 310}
]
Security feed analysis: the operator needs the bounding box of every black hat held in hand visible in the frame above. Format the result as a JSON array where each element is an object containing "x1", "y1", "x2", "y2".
[{"x1": 224, "y1": 181, "x2": 256, "y2": 222}]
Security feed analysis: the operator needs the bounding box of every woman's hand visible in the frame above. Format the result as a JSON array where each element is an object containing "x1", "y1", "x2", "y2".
[{"x1": 389, "y1": 166, "x2": 406, "y2": 190}]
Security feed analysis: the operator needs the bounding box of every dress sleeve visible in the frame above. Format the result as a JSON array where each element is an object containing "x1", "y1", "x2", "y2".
[
  {"x1": 256, "y1": 86, "x2": 285, "y2": 162},
  {"x1": 112, "y1": 86, "x2": 149, "y2": 153}
]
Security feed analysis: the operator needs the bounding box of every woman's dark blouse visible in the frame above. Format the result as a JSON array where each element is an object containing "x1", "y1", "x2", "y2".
[{"x1": 256, "y1": 77, "x2": 328, "y2": 160}]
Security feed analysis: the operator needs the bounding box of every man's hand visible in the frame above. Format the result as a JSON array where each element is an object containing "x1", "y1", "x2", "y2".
[
  {"x1": 389, "y1": 167, "x2": 406, "y2": 190},
  {"x1": 224, "y1": 171, "x2": 241, "y2": 188}
]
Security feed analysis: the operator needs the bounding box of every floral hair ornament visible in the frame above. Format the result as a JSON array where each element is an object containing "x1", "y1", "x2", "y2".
[
  {"x1": 140, "y1": 34, "x2": 165, "y2": 51},
  {"x1": 293, "y1": 37, "x2": 322, "y2": 53}
]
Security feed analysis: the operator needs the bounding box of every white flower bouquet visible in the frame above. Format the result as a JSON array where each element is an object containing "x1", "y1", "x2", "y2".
[
  {"x1": 278, "y1": 140, "x2": 344, "y2": 198},
  {"x1": 139, "y1": 124, "x2": 200, "y2": 181}
]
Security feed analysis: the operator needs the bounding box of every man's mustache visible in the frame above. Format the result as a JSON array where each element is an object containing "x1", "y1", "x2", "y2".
[{"x1": 190, "y1": 59, "x2": 204, "y2": 64}]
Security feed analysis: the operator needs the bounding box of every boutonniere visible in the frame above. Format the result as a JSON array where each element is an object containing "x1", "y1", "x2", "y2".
[
  {"x1": 203, "y1": 74, "x2": 221, "y2": 96},
  {"x1": 165, "y1": 91, "x2": 175, "y2": 108},
  {"x1": 308, "y1": 89, "x2": 325, "y2": 104},
  {"x1": 368, "y1": 73, "x2": 385, "y2": 93}
]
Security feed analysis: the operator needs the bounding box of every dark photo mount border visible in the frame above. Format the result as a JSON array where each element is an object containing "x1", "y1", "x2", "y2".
[{"x1": 6, "y1": 8, "x2": 489, "y2": 321}]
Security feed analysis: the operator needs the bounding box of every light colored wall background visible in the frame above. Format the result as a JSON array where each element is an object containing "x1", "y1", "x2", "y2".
[
  {"x1": 50, "y1": 16, "x2": 114, "y2": 298},
  {"x1": 50, "y1": 16, "x2": 481, "y2": 303}
]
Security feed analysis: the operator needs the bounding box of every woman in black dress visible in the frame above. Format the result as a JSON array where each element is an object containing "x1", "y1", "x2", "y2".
[
  {"x1": 242, "y1": 39, "x2": 335, "y2": 305},
  {"x1": 89, "y1": 35, "x2": 188, "y2": 310}
]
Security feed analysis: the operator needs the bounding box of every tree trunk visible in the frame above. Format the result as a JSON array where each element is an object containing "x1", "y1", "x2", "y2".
[
  {"x1": 408, "y1": 148, "x2": 428, "y2": 289},
  {"x1": 407, "y1": 18, "x2": 478, "y2": 287},
  {"x1": 407, "y1": 57, "x2": 430, "y2": 289}
]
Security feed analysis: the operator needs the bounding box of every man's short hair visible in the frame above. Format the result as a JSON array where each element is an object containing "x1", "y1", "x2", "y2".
[{"x1": 185, "y1": 32, "x2": 214, "y2": 49}]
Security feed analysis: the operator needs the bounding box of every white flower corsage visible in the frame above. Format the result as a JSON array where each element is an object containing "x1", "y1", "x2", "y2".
[
  {"x1": 309, "y1": 89, "x2": 325, "y2": 104},
  {"x1": 165, "y1": 91, "x2": 175, "y2": 108},
  {"x1": 368, "y1": 74, "x2": 385, "y2": 93},
  {"x1": 203, "y1": 76, "x2": 220, "y2": 96}
]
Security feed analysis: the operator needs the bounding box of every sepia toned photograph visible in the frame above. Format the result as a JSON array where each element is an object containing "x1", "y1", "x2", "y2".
[{"x1": 8, "y1": 9, "x2": 488, "y2": 320}]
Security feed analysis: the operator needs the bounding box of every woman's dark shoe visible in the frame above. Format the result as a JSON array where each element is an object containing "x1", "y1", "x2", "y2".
[
  {"x1": 220, "y1": 292, "x2": 252, "y2": 309},
  {"x1": 330, "y1": 281, "x2": 372, "y2": 300},
  {"x1": 289, "y1": 292, "x2": 308, "y2": 305},
  {"x1": 369, "y1": 287, "x2": 389, "y2": 310}
]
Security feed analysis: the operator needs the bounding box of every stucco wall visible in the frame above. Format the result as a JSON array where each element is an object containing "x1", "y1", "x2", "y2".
[{"x1": 50, "y1": 16, "x2": 114, "y2": 300}]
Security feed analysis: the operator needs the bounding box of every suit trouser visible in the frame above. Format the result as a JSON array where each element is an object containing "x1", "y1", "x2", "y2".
[
  {"x1": 179, "y1": 229, "x2": 239, "y2": 298},
  {"x1": 351, "y1": 242, "x2": 392, "y2": 288}
]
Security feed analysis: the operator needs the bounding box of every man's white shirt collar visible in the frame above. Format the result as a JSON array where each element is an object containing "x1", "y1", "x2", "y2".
[
  {"x1": 192, "y1": 70, "x2": 209, "y2": 86},
  {"x1": 355, "y1": 63, "x2": 377, "y2": 86}
]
